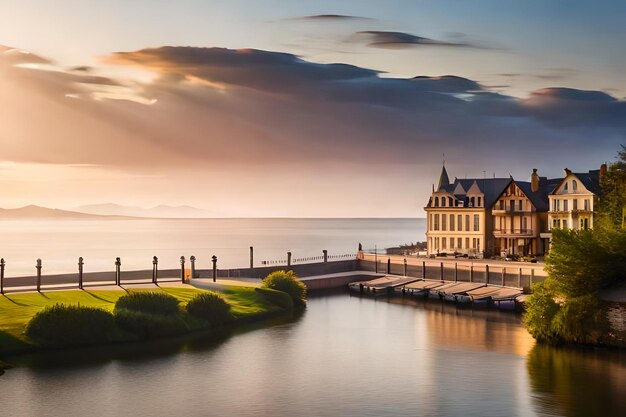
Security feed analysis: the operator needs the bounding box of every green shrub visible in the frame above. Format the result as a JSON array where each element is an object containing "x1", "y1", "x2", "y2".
[
  {"x1": 255, "y1": 287, "x2": 294, "y2": 310},
  {"x1": 261, "y1": 270, "x2": 306, "y2": 307},
  {"x1": 185, "y1": 292, "x2": 233, "y2": 325},
  {"x1": 114, "y1": 291, "x2": 180, "y2": 315},
  {"x1": 523, "y1": 282, "x2": 561, "y2": 343},
  {"x1": 115, "y1": 309, "x2": 189, "y2": 338},
  {"x1": 26, "y1": 303, "x2": 117, "y2": 346}
]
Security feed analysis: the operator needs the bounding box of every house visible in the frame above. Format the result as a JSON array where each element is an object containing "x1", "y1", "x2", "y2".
[
  {"x1": 492, "y1": 169, "x2": 560, "y2": 256},
  {"x1": 545, "y1": 167, "x2": 602, "y2": 235},
  {"x1": 424, "y1": 165, "x2": 511, "y2": 257}
]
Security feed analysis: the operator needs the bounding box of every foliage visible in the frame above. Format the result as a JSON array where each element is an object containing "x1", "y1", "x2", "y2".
[
  {"x1": 255, "y1": 287, "x2": 294, "y2": 310},
  {"x1": 523, "y1": 282, "x2": 561, "y2": 343},
  {"x1": 114, "y1": 291, "x2": 180, "y2": 316},
  {"x1": 551, "y1": 295, "x2": 608, "y2": 345},
  {"x1": 185, "y1": 292, "x2": 233, "y2": 325},
  {"x1": 25, "y1": 303, "x2": 117, "y2": 346},
  {"x1": 114, "y1": 309, "x2": 189, "y2": 338},
  {"x1": 261, "y1": 270, "x2": 307, "y2": 307},
  {"x1": 597, "y1": 144, "x2": 626, "y2": 230},
  {"x1": 525, "y1": 212, "x2": 626, "y2": 344}
]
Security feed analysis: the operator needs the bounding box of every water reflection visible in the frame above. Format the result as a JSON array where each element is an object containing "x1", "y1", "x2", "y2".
[
  {"x1": 6, "y1": 312, "x2": 303, "y2": 372},
  {"x1": 527, "y1": 344, "x2": 626, "y2": 417}
]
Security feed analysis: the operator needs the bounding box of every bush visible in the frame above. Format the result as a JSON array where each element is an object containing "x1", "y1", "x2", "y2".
[
  {"x1": 523, "y1": 282, "x2": 561, "y2": 343},
  {"x1": 255, "y1": 287, "x2": 294, "y2": 310},
  {"x1": 185, "y1": 292, "x2": 232, "y2": 325},
  {"x1": 114, "y1": 291, "x2": 180, "y2": 315},
  {"x1": 261, "y1": 270, "x2": 306, "y2": 307},
  {"x1": 115, "y1": 309, "x2": 189, "y2": 338},
  {"x1": 26, "y1": 303, "x2": 117, "y2": 347}
]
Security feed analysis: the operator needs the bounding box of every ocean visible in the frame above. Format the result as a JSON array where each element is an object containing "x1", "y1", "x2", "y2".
[{"x1": 0, "y1": 218, "x2": 425, "y2": 276}]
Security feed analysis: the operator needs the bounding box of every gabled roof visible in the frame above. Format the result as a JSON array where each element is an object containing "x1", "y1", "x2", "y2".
[
  {"x1": 505, "y1": 177, "x2": 560, "y2": 211},
  {"x1": 427, "y1": 177, "x2": 511, "y2": 208},
  {"x1": 551, "y1": 170, "x2": 601, "y2": 196}
]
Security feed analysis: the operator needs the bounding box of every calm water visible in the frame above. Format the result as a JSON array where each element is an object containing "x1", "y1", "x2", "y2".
[
  {"x1": 1, "y1": 294, "x2": 624, "y2": 417},
  {"x1": 0, "y1": 218, "x2": 425, "y2": 275}
]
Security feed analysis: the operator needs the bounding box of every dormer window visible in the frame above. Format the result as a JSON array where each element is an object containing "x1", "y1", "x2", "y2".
[
  {"x1": 564, "y1": 182, "x2": 568, "y2": 191},
  {"x1": 470, "y1": 197, "x2": 475, "y2": 207},
  {"x1": 477, "y1": 197, "x2": 482, "y2": 207},
  {"x1": 573, "y1": 180, "x2": 578, "y2": 191},
  {"x1": 442, "y1": 197, "x2": 446, "y2": 207},
  {"x1": 435, "y1": 197, "x2": 439, "y2": 207},
  {"x1": 448, "y1": 197, "x2": 453, "y2": 207}
]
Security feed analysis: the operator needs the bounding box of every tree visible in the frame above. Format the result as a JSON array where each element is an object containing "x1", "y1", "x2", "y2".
[{"x1": 597, "y1": 144, "x2": 626, "y2": 230}]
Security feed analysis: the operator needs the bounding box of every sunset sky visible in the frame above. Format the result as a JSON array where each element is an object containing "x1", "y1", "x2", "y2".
[{"x1": 1, "y1": 0, "x2": 625, "y2": 217}]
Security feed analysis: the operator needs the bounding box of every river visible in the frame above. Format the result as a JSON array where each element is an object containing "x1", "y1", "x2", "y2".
[{"x1": 1, "y1": 293, "x2": 624, "y2": 417}]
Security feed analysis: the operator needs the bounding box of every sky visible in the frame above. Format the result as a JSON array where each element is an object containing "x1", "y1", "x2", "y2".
[{"x1": 0, "y1": 0, "x2": 625, "y2": 217}]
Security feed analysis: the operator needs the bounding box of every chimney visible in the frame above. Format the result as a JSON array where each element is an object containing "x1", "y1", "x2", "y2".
[
  {"x1": 600, "y1": 163, "x2": 607, "y2": 180},
  {"x1": 531, "y1": 168, "x2": 539, "y2": 192},
  {"x1": 564, "y1": 168, "x2": 572, "y2": 176}
]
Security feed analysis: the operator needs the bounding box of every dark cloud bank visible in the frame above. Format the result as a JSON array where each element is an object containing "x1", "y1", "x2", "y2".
[{"x1": 1, "y1": 45, "x2": 624, "y2": 174}]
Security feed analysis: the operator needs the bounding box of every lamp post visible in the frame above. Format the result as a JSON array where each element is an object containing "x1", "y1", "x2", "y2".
[
  {"x1": 1, "y1": 258, "x2": 5, "y2": 294},
  {"x1": 190, "y1": 256, "x2": 196, "y2": 279},
  {"x1": 152, "y1": 256, "x2": 158, "y2": 284},
  {"x1": 212, "y1": 255, "x2": 217, "y2": 282},
  {"x1": 180, "y1": 256, "x2": 186, "y2": 283},
  {"x1": 115, "y1": 257, "x2": 121, "y2": 286},
  {"x1": 36, "y1": 259, "x2": 42, "y2": 292},
  {"x1": 78, "y1": 257, "x2": 84, "y2": 290}
]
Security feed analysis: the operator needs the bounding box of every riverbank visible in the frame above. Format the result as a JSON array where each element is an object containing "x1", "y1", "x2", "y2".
[{"x1": 0, "y1": 284, "x2": 292, "y2": 360}]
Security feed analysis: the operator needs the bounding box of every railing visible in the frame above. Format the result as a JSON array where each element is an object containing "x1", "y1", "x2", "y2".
[
  {"x1": 493, "y1": 228, "x2": 535, "y2": 236},
  {"x1": 358, "y1": 253, "x2": 547, "y2": 289}
]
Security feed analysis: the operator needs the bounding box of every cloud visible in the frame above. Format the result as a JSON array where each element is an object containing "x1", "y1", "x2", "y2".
[
  {"x1": 1, "y1": 45, "x2": 624, "y2": 181},
  {"x1": 355, "y1": 31, "x2": 485, "y2": 49},
  {"x1": 288, "y1": 14, "x2": 373, "y2": 21},
  {"x1": 108, "y1": 46, "x2": 379, "y2": 94}
]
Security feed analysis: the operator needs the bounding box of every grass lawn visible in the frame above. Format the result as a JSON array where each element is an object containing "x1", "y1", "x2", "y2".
[{"x1": 0, "y1": 285, "x2": 285, "y2": 356}]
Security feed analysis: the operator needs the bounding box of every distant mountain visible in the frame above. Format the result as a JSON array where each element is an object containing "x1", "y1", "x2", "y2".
[
  {"x1": 0, "y1": 205, "x2": 126, "y2": 219},
  {"x1": 73, "y1": 203, "x2": 214, "y2": 218}
]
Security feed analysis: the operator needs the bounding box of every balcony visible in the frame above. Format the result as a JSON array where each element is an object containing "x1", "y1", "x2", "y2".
[
  {"x1": 492, "y1": 207, "x2": 532, "y2": 215},
  {"x1": 571, "y1": 209, "x2": 593, "y2": 216},
  {"x1": 493, "y1": 228, "x2": 536, "y2": 238}
]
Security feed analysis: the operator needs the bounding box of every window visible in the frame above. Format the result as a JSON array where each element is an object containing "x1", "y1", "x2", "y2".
[
  {"x1": 581, "y1": 218, "x2": 589, "y2": 230},
  {"x1": 465, "y1": 215, "x2": 470, "y2": 231},
  {"x1": 450, "y1": 238, "x2": 454, "y2": 249},
  {"x1": 554, "y1": 200, "x2": 560, "y2": 211},
  {"x1": 472, "y1": 238, "x2": 477, "y2": 249},
  {"x1": 442, "y1": 238, "x2": 447, "y2": 250},
  {"x1": 449, "y1": 197, "x2": 453, "y2": 207},
  {"x1": 477, "y1": 197, "x2": 482, "y2": 207},
  {"x1": 499, "y1": 200, "x2": 504, "y2": 210},
  {"x1": 465, "y1": 237, "x2": 470, "y2": 249},
  {"x1": 435, "y1": 197, "x2": 439, "y2": 207},
  {"x1": 470, "y1": 197, "x2": 475, "y2": 207},
  {"x1": 442, "y1": 197, "x2": 446, "y2": 207},
  {"x1": 573, "y1": 199, "x2": 578, "y2": 210},
  {"x1": 562, "y1": 219, "x2": 568, "y2": 229},
  {"x1": 584, "y1": 199, "x2": 590, "y2": 211},
  {"x1": 564, "y1": 181, "x2": 568, "y2": 191},
  {"x1": 458, "y1": 238, "x2": 462, "y2": 249},
  {"x1": 477, "y1": 238, "x2": 480, "y2": 251},
  {"x1": 450, "y1": 214, "x2": 455, "y2": 231},
  {"x1": 442, "y1": 214, "x2": 447, "y2": 231},
  {"x1": 573, "y1": 180, "x2": 578, "y2": 191},
  {"x1": 522, "y1": 217, "x2": 528, "y2": 231},
  {"x1": 435, "y1": 237, "x2": 439, "y2": 250},
  {"x1": 518, "y1": 200, "x2": 523, "y2": 211},
  {"x1": 564, "y1": 200, "x2": 569, "y2": 211},
  {"x1": 473, "y1": 214, "x2": 480, "y2": 231},
  {"x1": 434, "y1": 214, "x2": 440, "y2": 231},
  {"x1": 457, "y1": 215, "x2": 462, "y2": 231},
  {"x1": 552, "y1": 219, "x2": 559, "y2": 229}
]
